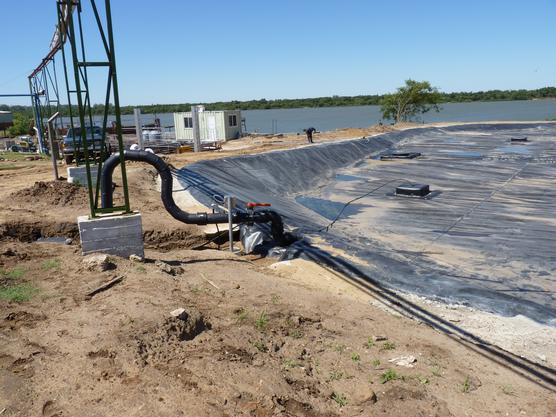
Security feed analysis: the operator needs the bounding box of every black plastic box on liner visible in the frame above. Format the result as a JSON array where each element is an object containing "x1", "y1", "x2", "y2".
[{"x1": 396, "y1": 183, "x2": 430, "y2": 197}]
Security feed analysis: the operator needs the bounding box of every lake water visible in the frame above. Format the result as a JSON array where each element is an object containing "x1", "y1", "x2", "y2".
[{"x1": 61, "y1": 99, "x2": 556, "y2": 134}]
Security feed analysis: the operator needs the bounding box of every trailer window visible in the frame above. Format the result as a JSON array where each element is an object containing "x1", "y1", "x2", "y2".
[
  {"x1": 228, "y1": 115, "x2": 237, "y2": 127},
  {"x1": 184, "y1": 117, "x2": 193, "y2": 128}
]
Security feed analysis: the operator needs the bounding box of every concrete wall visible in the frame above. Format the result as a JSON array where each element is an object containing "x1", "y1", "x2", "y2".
[
  {"x1": 78, "y1": 213, "x2": 144, "y2": 258},
  {"x1": 67, "y1": 165, "x2": 98, "y2": 188}
]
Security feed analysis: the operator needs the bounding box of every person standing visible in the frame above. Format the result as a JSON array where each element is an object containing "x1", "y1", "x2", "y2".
[{"x1": 305, "y1": 127, "x2": 316, "y2": 143}]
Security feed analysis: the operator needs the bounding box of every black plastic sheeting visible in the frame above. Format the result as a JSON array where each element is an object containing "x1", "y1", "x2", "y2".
[{"x1": 177, "y1": 123, "x2": 556, "y2": 326}]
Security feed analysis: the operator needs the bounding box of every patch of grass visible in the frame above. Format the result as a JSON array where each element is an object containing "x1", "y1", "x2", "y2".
[
  {"x1": 235, "y1": 308, "x2": 249, "y2": 324},
  {"x1": 461, "y1": 376, "x2": 471, "y2": 393},
  {"x1": 380, "y1": 341, "x2": 396, "y2": 351},
  {"x1": 0, "y1": 283, "x2": 38, "y2": 302},
  {"x1": 328, "y1": 370, "x2": 344, "y2": 381},
  {"x1": 288, "y1": 329, "x2": 303, "y2": 339},
  {"x1": 282, "y1": 359, "x2": 299, "y2": 369},
  {"x1": 431, "y1": 365, "x2": 442, "y2": 377},
  {"x1": 351, "y1": 352, "x2": 361, "y2": 362},
  {"x1": 364, "y1": 337, "x2": 375, "y2": 349},
  {"x1": 380, "y1": 369, "x2": 401, "y2": 384},
  {"x1": 501, "y1": 384, "x2": 516, "y2": 396},
  {"x1": 255, "y1": 311, "x2": 269, "y2": 331},
  {"x1": 0, "y1": 152, "x2": 45, "y2": 161},
  {"x1": 1, "y1": 266, "x2": 25, "y2": 280},
  {"x1": 270, "y1": 294, "x2": 280, "y2": 304},
  {"x1": 331, "y1": 392, "x2": 348, "y2": 407},
  {"x1": 135, "y1": 265, "x2": 147, "y2": 273},
  {"x1": 333, "y1": 344, "x2": 347, "y2": 354},
  {"x1": 190, "y1": 285, "x2": 202, "y2": 294},
  {"x1": 0, "y1": 164, "x2": 25, "y2": 171},
  {"x1": 253, "y1": 340, "x2": 268, "y2": 352},
  {"x1": 416, "y1": 375, "x2": 430, "y2": 385},
  {"x1": 42, "y1": 258, "x2": 61, "y2": 271},
  {"x1": 371, "y1": 358, "x2": 381, "y2": 367}
]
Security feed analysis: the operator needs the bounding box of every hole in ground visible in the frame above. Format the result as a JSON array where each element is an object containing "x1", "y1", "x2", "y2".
[{"x1": 0, "y1": 220, "x2": 79, "y2": 243}]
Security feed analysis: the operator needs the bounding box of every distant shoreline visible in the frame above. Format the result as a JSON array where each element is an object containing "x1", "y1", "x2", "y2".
[{"x1": 2, "y1": 87, "x2": 556, "y2": 116}]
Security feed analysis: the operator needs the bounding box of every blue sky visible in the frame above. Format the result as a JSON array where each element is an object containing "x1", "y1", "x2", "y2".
[{"x1": 1, "y1": 0, "x2": 555, "y2": 106}]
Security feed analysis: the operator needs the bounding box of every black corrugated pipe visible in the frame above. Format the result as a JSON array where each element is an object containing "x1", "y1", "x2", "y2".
[{"x1": 100, "y1": 150, "x2": 287, "y2": 243}]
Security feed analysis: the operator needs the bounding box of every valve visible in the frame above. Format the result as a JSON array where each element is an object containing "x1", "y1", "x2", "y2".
[{"x1": 246, "y1": 202, "x2": 272, "y2": 209}]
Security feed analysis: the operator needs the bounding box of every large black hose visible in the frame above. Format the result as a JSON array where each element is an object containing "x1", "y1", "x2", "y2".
[{"x1": 100, "y1": 150, "x2": 286, "y2": 243}]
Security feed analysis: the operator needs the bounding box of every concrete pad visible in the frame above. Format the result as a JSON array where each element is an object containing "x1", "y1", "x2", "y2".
[
  {"x1": 78, "y1": 212, "x2": 144, "y2": 258},
  {"x1": 67, "y1": 165, "x2": 99, "y2": 188}
]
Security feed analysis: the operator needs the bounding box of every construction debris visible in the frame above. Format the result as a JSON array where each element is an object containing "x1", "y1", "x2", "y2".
[{"x1": 86, "y1": 276, "x2": 124, "y2": 298}]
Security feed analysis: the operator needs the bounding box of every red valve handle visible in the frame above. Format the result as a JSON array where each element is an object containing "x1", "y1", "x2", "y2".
[{"x1": 246, "y1": 202, "x2": 272, "y2": 208}]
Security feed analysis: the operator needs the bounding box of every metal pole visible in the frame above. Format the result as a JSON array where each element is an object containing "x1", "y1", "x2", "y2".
[
  {"x1": 28, "y1": 79, "x2": 45, "y2": 154},
  {"x1": 134, "y1": 107, "x2": 143, "y2": 149},
  {"x1": 191, "y1": 105, "x2": 201, "y2": 152},
  {"x1": 57, "y1": 1, "x2": 79, "y2": 166},
  {"x1": 66, "y1": 0, "x2": 96, "y2": 218},
  {"x1": 226, "y1": 196, "x2": 235, "y2": 252},
  {"x1": 104, "y1": 0, "x2": 131, "y2": 214},
  {"x1": 47, "y1": 112, "x2": 60, "y2": 180}
]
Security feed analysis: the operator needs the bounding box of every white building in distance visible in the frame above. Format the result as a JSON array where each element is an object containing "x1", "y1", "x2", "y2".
[{"x1": 173, "y1": 110, "x2": 242, "y2": 143}]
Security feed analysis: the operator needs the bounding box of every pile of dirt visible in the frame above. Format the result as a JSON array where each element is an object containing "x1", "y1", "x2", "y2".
[
  {"x1": 10, "y1": 181, "x2": 88, "y2": 207},
  {"x1": 135, "y1": 308, "x2": 211, "y2": 366}
]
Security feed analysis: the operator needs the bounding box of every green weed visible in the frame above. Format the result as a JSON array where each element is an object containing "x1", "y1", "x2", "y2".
[
  {"x1": 235, "y1": 308, "x2": 249, "y2": 324},
  {"x1": 0, "y1": 284, "x2": 38, "y2": 302},
  {"x1": 365, "y1": 337, "x2": 375, "y2": 349},
  {"x1": 380, "y1": 341, "x2": 396, "y2": 351},
  {"x1": 42, "y1": 258, "x2": 61, "y2": 271},
  {"x1": 431, "y1": 365, "x2": 442, "y2": 377},
  {"x1": 351, "y1": 352, "x2": 361, "y2": 362},
  {"x1": 328, "y1": 370, "x2": 344, "y2": 381},
  {"x1": 282, "y1": 359, "x2": 299, "y2": 369},
  {"x1": 331, "y1": 392, "x2": 348, "y2": 407},
  {"x1": 461, "y1": 376, "x2": 471, "y2": 393},
  {"x1": 190, "y1": 285, "x2": 202, "y2": 294},
  {"x1": 380, "y1": 369, "x2": 401, "y2": 384},
  {"x1": 416, "y1": 375, "x2": 430, "y2": 385},
  {"x1": 1, "y1": 267, "x2": 25, "y2": 280},
  {"x1": 501, "y1": 385, "x2": 515, "y2": 396},
  {"x1": 289, "y1": 329, "x2": 303, "y2": 339},
  {"x1": 371, "y1": 359, "x2": 381, "y2": 367},
  {"x1": 333, "y1": 344, "x2": 347, "y2": 354},
  {"x1": 255, "y1": 311, "x2": 269, "y2": 331},
  {"x1": 253, "y1": 340, "x2": 268, "y2": 352}
]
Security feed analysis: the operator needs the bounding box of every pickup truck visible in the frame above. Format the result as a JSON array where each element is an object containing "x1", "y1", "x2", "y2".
[{"x1": 62, "y1": 126, "x2": 110, "y2": 164}]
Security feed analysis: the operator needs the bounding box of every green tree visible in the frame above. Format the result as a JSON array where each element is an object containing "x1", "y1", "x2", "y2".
[
  {"x1": 7, "y1": 113, "x2": 33, "y2": 137},
  {"x1": 380, "y1": 79, "x2": 441, "y2": 123}
]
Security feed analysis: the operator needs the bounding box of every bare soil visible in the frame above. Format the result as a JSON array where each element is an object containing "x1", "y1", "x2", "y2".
[{"x1": 1, "y1": 124, "x2": 555, "y2": 416}]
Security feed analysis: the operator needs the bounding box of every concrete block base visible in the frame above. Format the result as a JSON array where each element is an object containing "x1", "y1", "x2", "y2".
[
  {"x1": 78, "y1": 212, "x2": 144, "y2": 258},
  {"x1": 67, "y1": 165, "x2": 98, "y2": 188}
]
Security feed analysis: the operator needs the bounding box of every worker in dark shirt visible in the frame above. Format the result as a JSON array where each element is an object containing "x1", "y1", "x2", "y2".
[{"x1": 305, "y1": 127, "x2": 316, "y2": 143}]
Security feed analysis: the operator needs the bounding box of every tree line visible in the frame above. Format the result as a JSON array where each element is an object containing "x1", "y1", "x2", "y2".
[{"x1": 1, "y1": 86, "x2": 555, "y2": 117}]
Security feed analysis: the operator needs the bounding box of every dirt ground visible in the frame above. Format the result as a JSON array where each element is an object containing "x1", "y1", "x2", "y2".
[{"x1": 1, "y1": 124, "x2": 555, "y2": 416}]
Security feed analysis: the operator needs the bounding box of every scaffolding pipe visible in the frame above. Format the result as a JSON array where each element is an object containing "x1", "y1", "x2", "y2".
[{"x1": 47, "y1": 112, "x2": 61, "y2": 180}]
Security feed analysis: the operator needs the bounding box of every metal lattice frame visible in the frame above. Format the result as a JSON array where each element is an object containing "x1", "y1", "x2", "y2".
[
  {"x1": 28, "y1": 56, "x2": 62, "y2": 154},
  {"x1": 30, "y1": 0, "x2": 131, "y2": 218}
]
